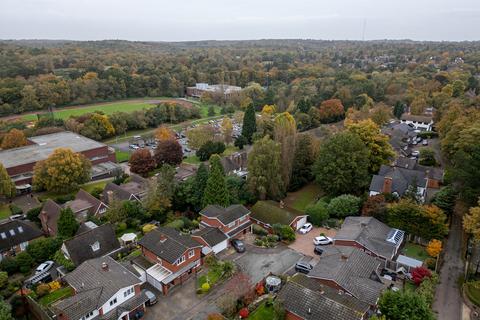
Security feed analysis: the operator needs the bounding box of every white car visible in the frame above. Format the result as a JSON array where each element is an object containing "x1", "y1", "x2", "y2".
[
  {"x1": 299, "y1": 223, "x2": 313, "y2": 234},
  {"x1": 411, "y1": 150, "x2": 420, "y2": 157},
  {"x1": 129, "y1": 144, "x2": 139, "y2": 150},
  {"x1": 313, "y1": 236, "x2": 333, "y2": 245},
  {"x1": 35, "y1": 261, "x2": 54, "y2": 274}
]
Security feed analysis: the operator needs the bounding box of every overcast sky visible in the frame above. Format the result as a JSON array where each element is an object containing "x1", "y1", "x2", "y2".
[{"x1": 1, "y1": 0, "x2": 479, "y2": 41}]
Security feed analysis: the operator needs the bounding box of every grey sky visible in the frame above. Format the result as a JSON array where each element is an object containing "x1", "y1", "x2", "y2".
[{"x1": 1, "y1": 0, "x2": 479, "y2": 41}]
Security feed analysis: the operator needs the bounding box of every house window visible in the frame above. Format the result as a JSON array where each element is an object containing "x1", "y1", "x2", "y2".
[
  {"x1": 227, "y1": 222, "x2": 235, "y2": 228},
  {"x1": 188, "y1": 250, "x2": 195, "y2": 258},
  {"x1": 82, "y1": 311, "x2": 94, "y2": 320},
  {"x1": 109, "y1": 298, "x2": 117, "y2": 306},
  {"x1": 99, "y1": 208, "x2": 106, "y2": 214},
  {"x1": 123, "y1": 287, "x2": 134, "y2": 298},
  {"x1": 90, "y1": 241, "x2": 100, "y2": 252},
  {"x1": 176, "y1": 255, "x2": 186, "y2": 265},
  {"x1": 17, "y1": 227, "x2": 23, "y2": 233},
  {"x1": 9, "y1": 229, "x2": 15, "y2": 236}
]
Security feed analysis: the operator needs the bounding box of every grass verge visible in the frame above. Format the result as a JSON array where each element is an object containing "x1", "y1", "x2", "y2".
[
  {"x1": 39, "y1": 287, "x2": 74, "y2": 306},
  {"x1": 0, "y1": 204, "x2": 11, "y2": 219},
  {"x1": 116, "y1": 150, "x2": 131, "y2": 162}
]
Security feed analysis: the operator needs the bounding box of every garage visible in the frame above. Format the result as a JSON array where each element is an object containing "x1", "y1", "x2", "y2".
[
  {"x1": 192, "y1": 226, "x2": 229, "y2": 255},
  {"x1": 295, "y1": 216, "x2": 308, "y2": 230},
  {"x1": 211, "y1": 239, "x2": 228, "y2": 254}
]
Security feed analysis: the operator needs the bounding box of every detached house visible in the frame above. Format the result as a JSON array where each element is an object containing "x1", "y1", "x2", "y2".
[
  {"x1": 53, "y1": 256, "x2": 148, "y2": 320},
  {"x1": 102, "y1": 175, "x2": 148, "y2": 205},
  {"x1": 39, "y1": 189, "x2": 108, "y2": 236},
  {"x1": 198, "y1": 204, "x2": 251, "y2": 252},
  {"x1": 61, "y1": 223, "x2": 121, "y2": 266},
  {"x1": 400, "y1": 114, "x2": 433, "y2": 131},
  {"x1": 307, "y1": 246, "x2": 387, "y2": 307},
  {"x1": 0, "y1": 220, "x2": 43, "y2": 260},
  {"x1": 334, "y1": 217, "x2": 405, "y2": 261},
  {"x1": 250, "y1": 201, "x2": 308, "y2": 232},
  {"x1": 137, "y1": 227, "x2": 202, "y2": 295}
]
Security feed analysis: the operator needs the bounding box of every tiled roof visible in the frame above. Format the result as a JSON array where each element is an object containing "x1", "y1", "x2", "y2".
[
  {"x1": 66, "y1": 189, "x2": 106, "y2": 214},
  {"x1": 100, "y1": 290, "x2": 149, "y2": 320},
  {"x1": 278, "y1": 277, "x2": 368, "y2": 320},
  {"x1": 63, "y1": 223, "x2": 120, "y2": 266},
  {"x1": 370, "y1": 165, "x2": 427, "y2": 196},
  {"x1": 54, "y1": 256, "x2": 141, "y2": 320},
  {"x1": 40, "y1": 199, "x2": 62, "y2": 235},
  {"x1": 401, "y1": 114, "x2": 433, "y2": 124},
  {"x1": 335, "y1": 216, "x2": 404, "y2": 259},
  {"x1": 200, "y1": 204, "x2": 250, "y2": 225},
  {"x1": 0, "y1": 220, "x2": 43, "y2": 251},
  {"x1": 250, "y1": 201, "x2": 305, "y2": 226},
  {"x1": 192, "y1": 227, "x2": 227, "y2": 247},
  {"x1": 138, "y1": 227, "x2": 201, "y2": 264},
  {"x1": 308, "y1": 247, "x2": 386, "y2": 306}
]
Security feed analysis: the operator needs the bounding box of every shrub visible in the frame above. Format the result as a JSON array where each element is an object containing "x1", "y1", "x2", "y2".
[
  {"x1": 165, "y1": 219, "x2": 184, "y2": 230},
  {"x1": 411, "y1": 266, "x2": 432, "y2": 286},
  {"x1": 252, "y1": 224, "x2": 268, "y2": 236},
  {"x1": 327, "y1": 194, "x2": 361, "y2": 218},
  {"x1": 239, "y1": 308, "x2": 249, "y2": 318},
  {"x1": 89, "y1": 187, "x2": 103, "y2": 199},
  {"x1": 116, "y1": 222, "x2": 127, "y2": 233},
  {"x1": 272, "y1": 224, "x2": 295, "y2": 242},
  {"x1": 196, "y1": 141, "x2": 226, "y2": 161},
  {"x1": 9, "y1": 204, "x2": 23, "y2": 216},
  {"x1": 207, "y1": 313, "x2": 224, "y2": 320},
  {"x1": 201, "y1": 282, "x2": 211, "y2": 293},
  {"x1": 55, "y1": 194, "x2": 75, "y2": 204},
  {"x1": 142, "y1": 224, "x2": 157, "y2": 234},
  {"x1": 417, "y1": 273, "x2": 439, "y2": 306},
  {"x1": 204, "y1": 255, "x2": 219, "y2": 268},
  {"x1": 16, "y1": 252, "x2": 34, "y2": 274},
  {"x1": 324, "y1": 218, "x2": 340, "y2": 228},
  {"x1": 305, "y1": 201, "x2": 329, "y2": 226},
  {"x1": 26, "y1": 207, "x2": 42, "y2": 224},
  {"x1": 36, "y1": 284, "x2": 50, "y2": 297},
  {"x1": 0, "y1": 258, "x2": 18, "y2": 275},
  {"x1": 424, "y1": 258, "x2": 436, "y2": 270}
]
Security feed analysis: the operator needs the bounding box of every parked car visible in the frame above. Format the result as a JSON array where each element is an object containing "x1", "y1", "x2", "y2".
[
  {"x1": 298, "y1": 223, "x2": 313, "y2": 234},
  {"x1": 231, "y1": 239, "x2": 246, "y2": 253},
  {"x1": 25, "y1": 272, "x2": 53, "y2": 288},
  {"x1": 313, "y1": 235, "x2": 333, "y2": 245},
  {"x1": 295, "y1": 262, "x2": 313, "y2": 274},
  {"x1": 9, "y1": 214, "x2": 25, "y2": 221},
  {"x1": 145, "y1": 290, "x2": 157, "y2": 306},
  {"x1": 411, "y1": 150, "x2": 420, "y2": 157},
  {"x1": 35, "y1": 261, "x2": 54, "y2": 274},
  {"x1": 416, "y1": 137, "x2": 423, "y2": 142},
  {"x1": 313, "y1": 245, "x2": 324, "y2": 255},
  {"x1": 422, "y1": 139, "x2": 428, "y2": 146},
  {"x1": 129, "y1": 144, "x2": 139, "y2": 150}
]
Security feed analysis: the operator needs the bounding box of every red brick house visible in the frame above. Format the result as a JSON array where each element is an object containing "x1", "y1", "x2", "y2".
[
  {"x1": 0, "y1": 220, "x2": 43, "y2": 260},
  {"x1": 137, "y1": 227, "x2": 202, "y2": 295},
  {"x1": 53, "y1": 256, "x2": 148, "y2": 320},
  {"x1": 0, "y1": 131, "x2": 117, "y2": 189},
  {"x1": 39, "y1": 189, "x2": 108, "y2": 236}
]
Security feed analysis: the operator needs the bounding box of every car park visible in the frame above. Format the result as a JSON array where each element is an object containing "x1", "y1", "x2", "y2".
[
  {"x1": 298, "y1": 223, "x2": 313, "y2": 234},
  {"x1": 294, "y1": 262, "x2": 313, "y2": 274},
  {"x1": 35, "y1": 261, "x2": 54, "y2": 274},
  {"x1": 231, "y1": 239, "x2": 246, "y2": 253},
  {"x1": 313, "y1": 235, "x2": 333, "y2": 245}
]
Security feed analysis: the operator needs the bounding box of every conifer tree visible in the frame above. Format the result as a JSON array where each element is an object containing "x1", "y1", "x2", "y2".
[
  {"x1": 203, "y1": 155, "x2": 229, "y2": 207},
  {"x1": 242, "y1": 104, "x2": 257, "y2": 143}
]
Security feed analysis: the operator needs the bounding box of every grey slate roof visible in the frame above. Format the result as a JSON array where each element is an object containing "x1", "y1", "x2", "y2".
[
  {"x1": 0, "y1": 220, "x2": 43, "y2": 251},
  {"x1": 308, "y1": 247, "x2": 386, "y2": 306},
  {"x1": 278, "y1": 277, "x2": 368, "y2": 320},
  {"x1": 369, "y1": 165, "x2": 427, "y2": 196},
  {"x1": 192, "y1": 227, "x2": 228, "y2": 247},
  {"x1": 54, "y1": 256, "x2": 141, "y2": 320},
  {"x1": 138, "y1": 227, "x2": 201, "y2": 264},
  {"x1": 200, "y1": 204, "x2": 250, "y2": 225},
  {"x1": 0, "y1": 131, "x2": 106, "y2": 168},
  {"x1": 63, "y1": 223, "x2": 120, "y2": 266},
  {"x1": 401, "y1": 114, "x2": 433, "y2": 123},
  {"x1": 335, "y1": 216, "x2": 403, "y2": 259},
  {"x1": 40, "y1": 199, "x2": 62, "y2": 235},
  {"x1": 101, "y1": 290, "x2": 148, "y2": 320},
  {"x1": 102, "y1": 175, "x2": 147, "y2": 204},
  {"x1": 66, "y1": 189, "x2": 106, "y2": 215}
]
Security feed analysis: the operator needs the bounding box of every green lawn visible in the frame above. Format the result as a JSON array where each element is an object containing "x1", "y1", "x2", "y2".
[
  {"x1": 0, "y1": 204, "x2": 11, "y2": 219},
  {"x1": 183, "y1": 155, "x2": 201, "y2": 165},
  {"x1": 249, "y1": 302, "x2": 280, "y2": 320},
  {"x1": 116, "y1": 150, "x2": 131, "y2": 162},
  {"x1": 466, "y1": 282, "x2": 480, "y2": 307},
  {"x1": 402, "y1": 243, "x2": 429, "y2": 261},
  {"x1": 39, "y1": 287, "x2": 74, "y2": 306},
  {"x1": 284, "y1": 184, "x2": 323, "y2": 211},
  {"x1": 38, "y1": 179, "x2": 112, "y2": 201},
  {"x1": 21, "y1": 100, "x2": 159, "y2": 121},
  {"x1": 223, "y1": 145, "x2": 240, "y2": 156},
  {"x1": 197, "y1": 104, "x2": 222, "y2": 118},
  {"x1": 82, "y1": 179, "x2": 113, "y2": 193}
]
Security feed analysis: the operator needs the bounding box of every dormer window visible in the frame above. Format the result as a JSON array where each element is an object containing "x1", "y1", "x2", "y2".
[
  {"x1": 91, "y1": 241, "x2": 100, "y2": 252},
  {"x1": 9, "y1": 229, "x2": 15, "y2": 236},
  {"x1": 0, "y1": 233, "x2": 6, "y2": 239},
  {"x1": 18, "y1": 226, "x2": 23, "y2": 233}
]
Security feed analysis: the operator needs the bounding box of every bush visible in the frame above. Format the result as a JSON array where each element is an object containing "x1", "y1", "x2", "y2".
[
  {"x1": 165, "y1": 219, "x2": 185, "y2": 230},
  {"x1": 252, "y1": 224, "x2": 268, "y2": 236},
  {"x1": 201, "y1": 282, "x2": 211, "y2": 293},
  {"x1": 54, "y1": 250, "x2": 75, "y2": 272},
  {"x1": 327, "y1": 194, "x2": 362, "y2": 218},
  {"x1": 15, "y1": 252, "x2": 34, "y2": 274},
  {"x1": 9, "y1": 204, "x2": 23, "y2": 216},
  {"x1": 55, "y1": 194, "x2": 75, "y2": 204},
  {"x1": 196, "y1": 141, "x2": 226, "y2": 161},
  {"x1": 417, "y1": 273, "x2": 439, "y2": 306},
  {"x1": 36, "y1": 284, "x2": 50, "y2": 298},
  {"x1": 272, "y1": 224, "x2": 296, "y2": 242},
  {"x1": 411, "y1": 266, "x2": 432, "y2": 286},
  {"x1": 305, "y1": 201, "x2": 329, "y2": 226},
  {"x1": 90, "y1": 187, "x2": 103, "y2": 199},
  {"x1": 116, "y1": 222, "x2": 127, "y2": 233},
  {"x1": 0, "y1": 258, "x2": 18, "y2": 275},
  {"x1": 142, "y1": 224, "x2": 157, "y2": 234},
  {"x1": 324, "y1": 218, "x2": 340, "y2": 228},
  {"x1": 26, "y1": 207, "x2": 42, "y2": 224},
  {"x1": 417, "y1": 131, "x2": 438, "y2": 139},
  {"x1": 419, "y1": 148, "x2": 436, "y2": 166},
  {"x1": 234, "y1": 135, "x2": 248, "y2": 150},
  {"x1": 424, "y1": 258, "x2": 436, "y2": 270}
]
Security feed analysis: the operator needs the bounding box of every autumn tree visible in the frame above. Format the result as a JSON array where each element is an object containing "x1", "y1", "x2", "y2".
[
  {"x1": 155, "y1": 126, "x2": 175, "y2": 141},
  {"x1": 361, "y1": 195, "x2": 388, "y2": 221},
  {"x1": 313, "y1": 132, "x2": 370, "y2": 196},
  {"x1": 242, "y1": 104, "x2": 257, "y2": 143},
  {"x1": 33, "y1": 148, "x2": 91, "y2": 193},
  {"x1": 129, "y1": 148, "x2": 156, "y2": 177},
  {"x1": 346, "y1": 119, "x2": 394, "y2": 173},
  {"x1": 273, "y1": 112, "x2": 297, "y2": 189},
  {"x1": 370, "y1": 103, "x2": 392, "y2": 125},
  {"x1": 186, "y1": 125, "x2": 215, "y2": 149},
  {"x1": 57, "y1": 208, "x2": 79, "y2": 239},
  {"x1": 464, "y1": 199, "x2": 480, "y2": 242},
  {"x1": 0, "y1": 162, "x2": 16, "y2": 198},
  {"x1": 221, "y1": 117, "x2": 233, "y2": 144},
  {"x1": 203, "y1": 155, "x2": 229, "y2": 207},
  {"x1": 247, "y1": 136, "x2": 284, "y2": 200},
  {"x1": 80, "y1": 113, "x2": 115, "y2": 140},
  {"x1": 1, "y1": 129, "x2": 27, "y2": 149},
  {"x1": 261, "y1": 104, "x2": 276, "y2": 116},
  {"x1": 312, "y1": 99, "x2": 345, "y2": 124},
  {"x1": 144, "y1": 165, "x2": 175, "y2": 218},
  {"x1": 154, "y1": 139, "x2": 183, "y2": 166},
  {"x1": 426, "y1": 239, "x2": 442, "y2": 258}
]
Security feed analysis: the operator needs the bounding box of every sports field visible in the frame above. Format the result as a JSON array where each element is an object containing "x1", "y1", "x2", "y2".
[{"x1": 18, "y1": 98, "x2": 193, "y2": 121}]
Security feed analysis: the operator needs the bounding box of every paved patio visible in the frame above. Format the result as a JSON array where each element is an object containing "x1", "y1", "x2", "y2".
[{"x1": 288, "y1": 227, "x2": 337, "y2": 258}]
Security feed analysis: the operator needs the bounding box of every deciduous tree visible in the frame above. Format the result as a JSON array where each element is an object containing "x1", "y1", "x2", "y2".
[
  {"x1": 129, "y1": 148, "x2": 156, "y2": 177},
  {"x1": 1, "y1": 129, "x2": 27, "y2": 149},
  {"x1": 289, "y1": 134, "x2": 316, "y2": 191},
  {"x1": 327, "y1": 194, "x2": 362, "y2": 218},
  {"x1": 0, "y1": 162, "x2": 16, "y2": 198},
  {"x1": 155, "y1": 126, "x2": 175, "y2": 141},
  {"x1": 186, "y1": 125, "x2": 215, "y2": 149},
  {"x1": 144, "y1": 165, "x2": 176, "y2": 218},
  {"x1": 274, "y1": 112, "x2": 297, "y2": 188},
  {"x1": 426, "y1": 239, "x2": 442, "y2": 258},
  {"x1": 378, "y1": 290, "x2": 434, "y2": 320},
  {"x1": 464, "y1": 199, "x2": 480, "y2": 242},
  {"x1": 154, "y1": 139, "x2": 183, "y2": 166},
  {"x1": 221, "y1": 117, "x2": 233, "y2": 144},
  {"x1": 57, "y1": 208, "x2": 79, "y2": 239}
]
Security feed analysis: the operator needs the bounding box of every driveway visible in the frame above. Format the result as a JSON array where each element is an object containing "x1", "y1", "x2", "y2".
[{"x1": 288, "y1": 227, "x2": 336, "y2": 258}]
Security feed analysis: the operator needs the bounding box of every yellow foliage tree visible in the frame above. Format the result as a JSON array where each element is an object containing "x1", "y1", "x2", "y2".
[
  {"x1": 33, "y1": 148, "x2": 92, "y2": 193},
  {"x1": 221, "y1": 118, "x2": 233, "y2": 144},
  {"x1": 464, "y1": 199, "x2": 480, "y2": 242},
  {"x1": 155, "y1": 126, "x2": 175, "y2": 141},
  {"x1": 261, "y1": 104, "x2": 276, "y2": 116},
  {"x1": 426, "y1": 239, "x2": 442, "y2": 258},
  {"x1": 1, "y1": 129, "x2": 28, "y2": 149},
  {"x1": 142, "y1": 224, "x2": 157, "y2": 234}
]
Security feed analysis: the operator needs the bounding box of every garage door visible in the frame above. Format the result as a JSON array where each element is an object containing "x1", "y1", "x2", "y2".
[
  {"x1": 295, "y1": 217, "x2": 307, "y2": 230},
  {"x1": 212, "y1": 240, "x2": 228, "y2": 254}
]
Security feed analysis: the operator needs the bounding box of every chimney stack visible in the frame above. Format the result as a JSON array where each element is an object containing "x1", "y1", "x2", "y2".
[
  {"x1": 101, "y1": 262, "x2": 109, "y2": 271},
  {"x1": 382, "y1": 176, "x2": 393, "y2": 193}
]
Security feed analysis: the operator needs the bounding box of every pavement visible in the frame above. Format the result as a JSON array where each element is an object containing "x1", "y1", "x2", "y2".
[
  {"x1": 288, "y1": 227, "x2": 337, "y2": 259},
  {"x1": 433, "y1": 210, "x2": 466, "y2": 320}
]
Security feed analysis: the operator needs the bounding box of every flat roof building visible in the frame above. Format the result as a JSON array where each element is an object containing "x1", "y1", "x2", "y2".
[{"x1": 0, "y1": 131, "x2": 117, "y2": 188}]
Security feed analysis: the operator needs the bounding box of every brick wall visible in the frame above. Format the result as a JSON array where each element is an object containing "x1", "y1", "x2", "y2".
[{"x1": 141, "y1": 246, "x2": 201, "y2": 273}]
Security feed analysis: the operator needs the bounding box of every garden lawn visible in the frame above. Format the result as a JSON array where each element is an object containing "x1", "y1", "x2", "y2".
[
  {"x1": 284, "y1": 184, "x2": 322, "y2": 211},
  {"x1": 197, "y1": 267, "x2": 223, "y2": 288},
  {"x1": 223, "y1": 145, "x2": 240, "y2": 156},
  {"x1": 39, "y1": 287, "x2": 74, "y2": 306},
  {"x1": 37, "y1": 179, "x2": 112, "y2": 201},
  {"x1": 116, "y1": 150, "x2": 131, "y2": 162},
  {"x1": 0, "y1": 204, "x2": 11, "y2": 219},
  {"x1": 183, "y1": 155, "x2": 201, "y2": 165},
  {"x1": 248, "y1": 302, "x2": 279, "y2": 320},
  {"x1": 21, "y1": 100, "x2": 157, "y2": 121},
  {"x1": 467, "y1": 282, "x2": 480, "y2": 307},
  {"x1": 402, "y1": 243, "x2": 429, "y2": 261}
]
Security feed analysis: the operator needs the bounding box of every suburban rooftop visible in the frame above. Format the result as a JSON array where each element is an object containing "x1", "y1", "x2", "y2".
[{"x1": 0, "y1": 131, "x2": 106, "y2": 168}]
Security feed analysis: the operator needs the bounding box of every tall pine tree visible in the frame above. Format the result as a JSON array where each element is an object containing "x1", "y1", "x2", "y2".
[
  {"x1": 242, "y1": 104, "x2": 257, "y2": 143},
  {"x1": 193, "y1": 163, "x2": 209, "y2": 210},
  {"x1": 203, "y1": 155, "x2": 229, "y2": 207}
]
